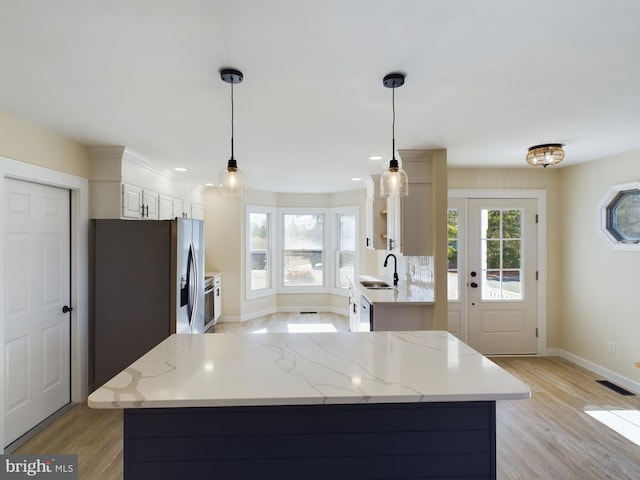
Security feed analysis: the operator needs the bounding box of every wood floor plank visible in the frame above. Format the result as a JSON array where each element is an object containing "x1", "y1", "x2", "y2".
[{"x1": 12, "y1": 319, "x2": 640, "y2": 479}]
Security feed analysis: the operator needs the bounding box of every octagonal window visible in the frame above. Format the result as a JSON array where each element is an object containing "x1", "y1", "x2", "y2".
[
  {"x1": 607, "y1": 189, "x2": 640, "y2": 241},
  {"x1": 598, "y1": 181, "x2": 640, "y2": 250}
]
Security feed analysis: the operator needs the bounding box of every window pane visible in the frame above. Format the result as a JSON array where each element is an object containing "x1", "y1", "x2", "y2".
[
  {"x1": 249, "y1": 212, "x2": 269, "y2": 291},
  {"x1": 284, "y1": 214, "x2": 324, "y2": 286},
  {"x1": 484, "y1": 240, "x2": 501, "y2": 269},
  {"x1": 503, "y1": 270, "x2": 522, "y2": 298},
  {"x1": 447, "y1": 208, "x2": 460, "y2": 301},
  {"x1": 503, "y1": 240, "x2": 521, "y2": 269},
  {"x1": 337, "y1": 213, "x2": 356, "y2": 289},
  {"x1": 502, "y1": 210, "x2": 521, "y2": 238},
  {"x1": 483, "y1": 210, "x2": 501, "y2": 239},
  {"x1": 611, "y1": 190, "x2": 640, "y2": 240}
]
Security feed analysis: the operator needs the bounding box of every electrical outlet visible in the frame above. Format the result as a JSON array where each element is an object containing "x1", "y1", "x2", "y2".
[{"x1": 608, "y1": 342, "x2": 616, "y2": 354}]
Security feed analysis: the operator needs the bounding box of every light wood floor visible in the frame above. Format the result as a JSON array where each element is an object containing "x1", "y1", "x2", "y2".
[{"x1": 12, "y1": 315, "x2": 640, "y2": 479}]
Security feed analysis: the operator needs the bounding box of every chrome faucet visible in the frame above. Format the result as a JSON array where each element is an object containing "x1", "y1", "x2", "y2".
[{"x1": 384, "y1": 253, "x2": 399, "y2": 286}]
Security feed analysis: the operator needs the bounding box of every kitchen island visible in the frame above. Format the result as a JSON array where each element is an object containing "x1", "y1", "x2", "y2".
[{"x1": 89, "y1": 331, "x2": 530, "y2": 479}]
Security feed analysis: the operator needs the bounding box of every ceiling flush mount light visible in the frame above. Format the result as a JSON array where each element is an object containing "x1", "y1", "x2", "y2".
[
  {"x1": 526, "y1": 143, "x2": 565, "y2": 168},
  {"x1": 218, "y1": 68, "x2": 246, "y2": 196},
  {"x1": 380, "y1": 72, "x2": 408, "y2": 198}
]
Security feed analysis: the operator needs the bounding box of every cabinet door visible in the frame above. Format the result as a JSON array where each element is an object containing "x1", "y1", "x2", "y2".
[
  {"x1": 143, "y1": 189, "x2": 159, "y2": 220},
  {"x1": 386, "y1": 196, "x2": 402, "y2": 252},
  {"x1": 172, "y1": 198, "x2": 184, "y2": 218},
  {"x1": 183, "y1": 200, "x2": 192, "y2": 219},
  {"x1": 159, "y1": 194, "x2": 174, "y2": 220},
  {"x1": 191, "y1": 203, "x2": 205, "y2": 221},
  {"x1": 401, "y1": 183, "x2": 431, "y2": 256},
  {"x1": 122, "y1": 183, "x2": 143, "y2": 219}
]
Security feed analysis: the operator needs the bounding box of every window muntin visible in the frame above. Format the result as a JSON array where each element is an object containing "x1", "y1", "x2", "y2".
[
  {"x1": 249, "y1": 212, "x2": 270, "y2": 291},
  {"x1": 336, "y1": 212, "x2": 356, "y2": 289},
  {"x1": 480, "y1": 208, "x2": 523, "y2": 300},
  {"x1": 283, "y1": 213, "x2": 324, "y2": 286}
]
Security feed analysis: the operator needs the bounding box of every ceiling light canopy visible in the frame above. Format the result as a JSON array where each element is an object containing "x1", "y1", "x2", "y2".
[
  {"x1": 380, "y1": 72, "x2": 408, "y2": 198},
  {"x1": 218, "y1": 68, "x2": 246, "y2": 196},
  {"x1": 526, "y1": 143, "x2": 565, "y2": 168}
]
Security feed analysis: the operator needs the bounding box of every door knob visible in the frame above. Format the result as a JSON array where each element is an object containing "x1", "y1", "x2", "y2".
[
  {"x1": 470, "y1": 282, "x2": 478, "y2": 288},
  {"x1": 62, "y1": 305, "x2": 73, "y2": 314}
]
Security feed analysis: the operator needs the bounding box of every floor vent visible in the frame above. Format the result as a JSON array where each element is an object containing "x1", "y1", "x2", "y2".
[
  {"x1": 596, "y1": 380, "x2": 636, "y2": 396},
  {"x1": 300, "y1": 311, "x2": 318, "y2": 314}
]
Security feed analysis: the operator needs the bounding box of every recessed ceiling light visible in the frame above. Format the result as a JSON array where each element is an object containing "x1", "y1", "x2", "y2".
[
  {"x1": 174, "y1": 167, "x2": 187, "y2": 172},
  {"x1": 352, "y1": 177, "x2": 361, "y2": 182},
  {"x1": 369, "y1": 155, "x2": 382, "y2": 161},
  {"x1": 204, "y1": 183, "x2": 215, "y2": 187}
]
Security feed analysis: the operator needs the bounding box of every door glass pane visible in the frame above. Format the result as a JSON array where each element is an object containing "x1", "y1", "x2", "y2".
[
  {"x1": 503, "y1": 210, "x2": 521, "y2": 238},
  {"x1": 483, "y1": 209, "x2": 501, "y2": 238},
  {"x1": 249, "y1": 212, "x2": 269, "y2": 290},
  {"x1": 447, "y1": 208, "x2": 459, "y2": 300},
  {"x1": 480, "y1": 208, "x2": 523, "y2": 300},
  {"x1": 337, "y1": 213, "x2": 356, "y2": 289},
  {"x1": 503, "y1": 239, "x2": 521, "y2": 269},
  {"x1": 283, "y1": 214, "x2": 324, "y2": 286}
]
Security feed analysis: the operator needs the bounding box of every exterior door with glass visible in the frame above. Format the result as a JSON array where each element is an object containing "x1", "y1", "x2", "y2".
[{"x1": 467, "y1": 199, "x2": 537, "y2": 354}]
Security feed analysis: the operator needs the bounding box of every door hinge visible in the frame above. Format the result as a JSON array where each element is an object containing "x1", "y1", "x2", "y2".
[
  {"x1": 536, "y1": 271, "x2": 539, "y2": 280},
  {"x1": 536, "y1": 327, "x2": 539, "y2": 338},
  {"x1": 536, "y1": 214, "x2": 539, "y2": 224}
]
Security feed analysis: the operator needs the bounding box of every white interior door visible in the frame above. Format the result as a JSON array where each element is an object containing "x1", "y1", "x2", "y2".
[
  {"x1": 3, "y1": 178, "x2": 71, "y2": 446},
  {"x1": 467, "y1": 198, "x2": 537, "y2": 354}
]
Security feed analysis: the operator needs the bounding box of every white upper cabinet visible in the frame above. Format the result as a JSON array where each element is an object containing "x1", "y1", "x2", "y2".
[
  {"x1": 121, "y1": 183, "x2": 159, "y2": 219},
  {"x1": 88, "y1": 146, "x2": 206, "y2": 221},
  {"x1": 191, "y1": 203, "x2": 205, "y2": 221},
  {"x1": 143, "y1": 189, "x2": 159, "y2": 220},
  {"x1": 159, "y1": 194, "x2": 174, "y2": 220},
  {"x1": 122, "y1": 183, "x2": 143, "y2": 218}
]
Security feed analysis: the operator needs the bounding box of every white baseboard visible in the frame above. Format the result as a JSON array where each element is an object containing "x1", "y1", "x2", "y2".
[{"x1": 548, "y1": 348, "x2": 640, "y2": 395}]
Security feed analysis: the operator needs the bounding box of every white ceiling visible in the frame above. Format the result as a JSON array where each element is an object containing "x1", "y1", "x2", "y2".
[{"x1": 2, "y1": 0, "x2": 640, "y2": 193}]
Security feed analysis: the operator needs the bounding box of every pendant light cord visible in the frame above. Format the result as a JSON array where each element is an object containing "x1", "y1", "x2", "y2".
[
  {"x1": 391, "y1": 86, "x2": 396, "y2": 160},
  {"x1": 230, "y1": 81, "x2": 235, "y2": 160}
]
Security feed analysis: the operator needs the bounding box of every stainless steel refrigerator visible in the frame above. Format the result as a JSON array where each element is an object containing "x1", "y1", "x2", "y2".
[{"x1": 90, "y1": 218, "x2": 205, "y2": 390}]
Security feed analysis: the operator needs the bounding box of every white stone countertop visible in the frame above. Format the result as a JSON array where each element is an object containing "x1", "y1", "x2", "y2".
[
  {"x1": 354, "y1": 275, "x2": 435, "y2": 305},
  {"x1": 88, "y1": 331, "x2": 530, "y2": 409}
]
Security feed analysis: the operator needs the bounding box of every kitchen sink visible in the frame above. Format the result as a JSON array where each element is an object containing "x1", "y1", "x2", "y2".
[{"x1": 360, "y1": 280, "x2": 393, "y2": 289}]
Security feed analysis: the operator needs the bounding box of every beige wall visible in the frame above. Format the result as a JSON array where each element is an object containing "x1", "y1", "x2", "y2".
[
  {"x1": 558, "y1": 150, "x2": 640, "y2": 383},
  {"x1": 0, "y1": 111, "x2": 90, "y2": 177},
  {"x1": 448, "y1": 167, "x2": 562, "y2": 347}
]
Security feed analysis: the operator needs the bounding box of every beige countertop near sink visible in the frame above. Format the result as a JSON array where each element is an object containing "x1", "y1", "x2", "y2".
[{"x1": 354, "y1": 275, "x2": 435, "y2": 305}]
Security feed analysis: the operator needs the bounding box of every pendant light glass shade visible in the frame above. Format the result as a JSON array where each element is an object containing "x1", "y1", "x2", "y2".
[
  {"x1": 380, "y1": 158, "x2": 409, "y2": 197},
  {"x1": 218, "y1": 158, "x2": 246, "y2": 196},
  {"x1": 380, "y1": 72, "x2": 409, "y2": 198},
  {"x1": 218, "y1": 68, "x2": 246, "y2": 196},
  {"x1": 526, "y1": 143, "x2": 564, "y2": 168}
]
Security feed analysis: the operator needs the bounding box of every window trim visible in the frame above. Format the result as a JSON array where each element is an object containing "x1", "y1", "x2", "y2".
[
  {"x1": 597, "y1": 181, "x2": 640, "y2": 251},
  {"x1": 245, "y1": 205, "x2": 276, "y2": 300},
  {"x1": 333, "y1": 206, "x2": 358, "y2": 292}
]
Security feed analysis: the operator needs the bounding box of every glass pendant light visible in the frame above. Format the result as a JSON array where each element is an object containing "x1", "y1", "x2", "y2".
[
  {"x1": 218, "y1": 68, "x2": 246, "y2": 196},
  {"x1": 380, "y1": 72, "x2": 409, "y2": 198}
]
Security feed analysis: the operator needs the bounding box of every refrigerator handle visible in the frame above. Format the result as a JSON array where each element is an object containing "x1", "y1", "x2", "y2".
[{"x1": 188, "y1": 243, "x2": 198, "y2": 328}]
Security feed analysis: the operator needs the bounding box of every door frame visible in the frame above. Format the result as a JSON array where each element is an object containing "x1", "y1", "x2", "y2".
[
  {"x1": 448, "y1": 189, "x2": 547, "y2": 355},
  {"x1": 1, "y1": 157, "x2": 89, "y2": 450}
]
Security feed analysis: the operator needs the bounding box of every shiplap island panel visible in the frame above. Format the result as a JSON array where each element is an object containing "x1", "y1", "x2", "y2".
[{"x1": 89, "y1": 331, "x2": 530, "y2": 479}]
